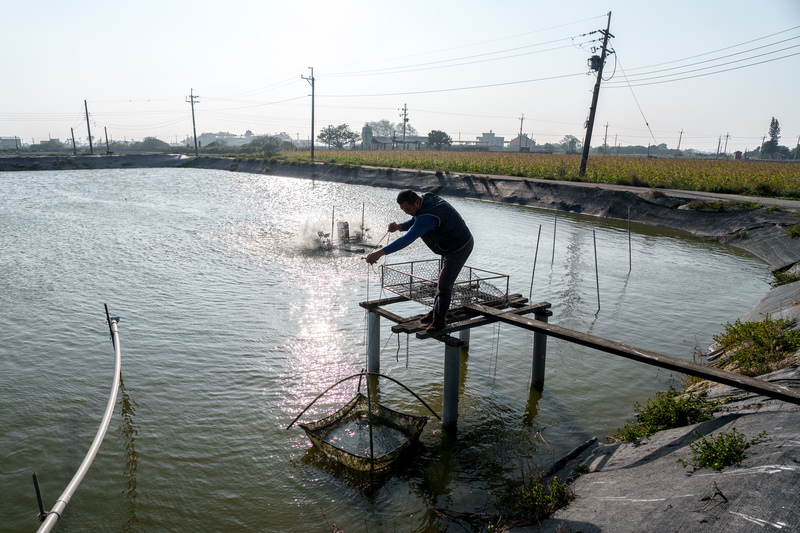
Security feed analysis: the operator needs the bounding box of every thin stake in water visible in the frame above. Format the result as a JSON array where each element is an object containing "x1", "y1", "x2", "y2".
[
  {"x1": 551, "y1": 209, "x2": 558, "y2": 264},
  {"x1": 628, "y1": 206, "x2": 632, "y2": 273},
  {"x1": 593, "y1": 229, "x2": 600, "y2": 311},
  {"x1": 529, "y1": 224, "x2": 542, "y2": 301}
]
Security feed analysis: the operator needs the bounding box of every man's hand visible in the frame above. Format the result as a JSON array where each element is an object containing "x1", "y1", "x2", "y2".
[
  {"x1": 365, "y1": 249, "x2": 386, "y2": 265},
  {"x1": 388, "y1": 222, "x2": 402, "y2": 233}
]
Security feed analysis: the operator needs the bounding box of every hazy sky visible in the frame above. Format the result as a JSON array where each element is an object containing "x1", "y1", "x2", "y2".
[{"x1": 3, "y1": 0, "x2": 799, "y2": 152}]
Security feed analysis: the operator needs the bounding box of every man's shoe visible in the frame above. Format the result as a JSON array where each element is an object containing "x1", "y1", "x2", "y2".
[
  {"x1": 425, "y1": 321, "x2": 446, "y2": 334},
  {"x1": 419, "y1": 310, "x2": 434, "y2": 324}
]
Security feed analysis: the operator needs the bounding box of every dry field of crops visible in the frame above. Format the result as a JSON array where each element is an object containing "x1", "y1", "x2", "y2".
[{"x1": 282, "y1": 150, "x2": 800, "y2": 198}]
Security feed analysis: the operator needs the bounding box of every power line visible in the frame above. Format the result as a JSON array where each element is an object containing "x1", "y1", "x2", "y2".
[
  {"x1": 318, "y1": 14, "x2": 606, "y2": 72},
  {"x1": 604, "y1": 49, "x2": 800, "y2": 88},
  {"x1": 325, "y1": 38, "x2": 580, "y2": 77},
  {"x1": 623, "y1": 24, "x2": 800, "y2": 72},
  {"x1": 605, "y1": 39, "x2": 800, "y2": 84},
  {"x1": 318, "y1": 72, "x2": 585, "y2": 98}
]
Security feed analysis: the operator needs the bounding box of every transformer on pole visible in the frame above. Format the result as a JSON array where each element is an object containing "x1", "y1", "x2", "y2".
[{"x1": 579, "y1": 12, "x2": 613, "y2": 178}]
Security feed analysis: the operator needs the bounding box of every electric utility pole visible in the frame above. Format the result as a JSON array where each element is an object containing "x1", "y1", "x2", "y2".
[
  {"x1": 675, "y1": 129, "x2": 683, "y2": 158},
  {"x1": 519, "y1": 114, "x2": 526, "y2": 151},
  {"x1": 186, "y1": 89, "x2": 200, "y2": 157},
  {"x1": 399, "y1": 103, "x2": 409, "y2": 147},
  {"x1": 84, "y1": 100, "x2": 93, "y2": 155},
  {"x1": 302, "y1": 67, "x2": 315, "y2": 161},
  {"x1": 579, "y1": 11, "x2": 613, "y2": 177},
  {"x1": 70, "y1": 128, "x2": 77, "y2": 155}
]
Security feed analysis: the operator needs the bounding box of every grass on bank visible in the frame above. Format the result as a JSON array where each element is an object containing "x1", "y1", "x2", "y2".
[
  {"x1": 678, "y1": 428, "x2": 768, "y2": 471},
  {"x1": 617, "y1": 315, "x2": 799, "y2": 443},
  {"x1": 487, "y1": 475, "x2": 573, "y2": 532},
  {"x1": 711, "y1": 315, "x2": 800, "y2": 376}
]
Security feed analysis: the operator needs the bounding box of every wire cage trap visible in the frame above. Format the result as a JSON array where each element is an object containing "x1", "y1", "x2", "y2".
[
  {"x1": 288, "y1": 372, "x2": 440, "y2": 472},
  {"x1": 380, "y1": 259, "x2": 510, "y2": 308},
  {"x1": 299, "y1": 393, "x2": 427, "y2": 471}
]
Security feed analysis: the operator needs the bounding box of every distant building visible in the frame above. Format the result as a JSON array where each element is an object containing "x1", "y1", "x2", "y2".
[
  {"x1": 508, "y1": 134, "x2": 535, "y2": 151},
  {"x1": 368, "y1": 135, "x2": 430, "y2": 150},
  {"x1": 369, "y1": 136, "x2": 394, "y2": 150},
  {"x1": 476, "y1": 131, "x2": 504, "y2": 151},
  {"x1": 196, "y1": 130, "x2": 255, "y2": 147},
  {"x1": 0, "y1": 137, "x2": 20, "y2": 149}
]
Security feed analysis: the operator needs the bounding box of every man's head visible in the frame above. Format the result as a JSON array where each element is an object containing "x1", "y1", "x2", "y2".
[{"x1": 396, "y1": 189, "x2": 422, "y2": 216}]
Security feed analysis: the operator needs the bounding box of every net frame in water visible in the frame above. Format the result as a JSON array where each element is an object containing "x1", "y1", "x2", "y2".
[
  {"x1": 298, "y1": 392, "x2": 428, "y2": 472},
  {"x1": 380, "y1": 259, "x2": 510, "y2": 308}
]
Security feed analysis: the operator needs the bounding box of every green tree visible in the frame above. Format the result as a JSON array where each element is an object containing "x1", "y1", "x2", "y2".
[
  {"x1": 140, "y1": 137, "x2": 171, "y2": 152},
  {"x1": 317, "y1": 124, "x2": 359, "y2": 149},
  {"x1": 365, "y1": 119, "x2": 418, "y2": 139},
  {"x1": 763, "y1": 117, "x2": 780, "y2": 156},
  {"x1": 560, "y1": 135, "x2": 581, "y2": 154},
  {"x1": 427, "y1": 130, "x2": 452, "y2": 150},
  {"x1": 241, "y1": 135, "x2": 293, "y2": 154}
]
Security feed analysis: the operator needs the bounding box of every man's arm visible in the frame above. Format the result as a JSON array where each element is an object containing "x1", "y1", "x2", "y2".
[{"x1": 365, "y1": 215, "x2": 436, "y2": 264}]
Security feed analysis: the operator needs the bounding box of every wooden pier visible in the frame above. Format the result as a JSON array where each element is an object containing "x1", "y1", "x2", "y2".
[{"x1": 359, "y1": 295, "x2": 800, "y2": 429}]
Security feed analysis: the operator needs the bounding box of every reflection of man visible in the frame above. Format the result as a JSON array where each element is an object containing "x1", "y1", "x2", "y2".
[{"x1": 365, "y1": 189, "x2": 473, "y2": 333}]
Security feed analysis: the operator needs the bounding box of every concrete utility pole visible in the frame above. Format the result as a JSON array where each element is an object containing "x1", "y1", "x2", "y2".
[
  {"x1": 70, "y1": 128, "x2": 77, "y2": 155},
  {"x1": 723, "y1": 132, "x2": 730, "y2": 158},
  {"x1": 603, "y1": 122, "x2": 609, "y2": 155},
  {"x1": 579, "y1": 11, "x2": 613, "y2": 177},
  {"x1": 186, "y1": 89, "x2": 200, "y2": 157},
  {"x1": 399, "y1": 103, "x2": 409, "y2": 147},
  {"x1": 675, "y1": 129, "x2": 683, "y2": 158},
  {"x1": 104, "y1": 127, "x2": 111, "y2": 154},
  {"x1": 84, "y1": 100, "x2": 93, "y2": 155},
  {"x1": 302, "y1": 67, "x2": 315, "y2": 161},
  {"x1": 519, "y1": 114, "x2": 525, "y2": 151},
  {"x1": 715, "y1": 136, "x2": 722, "y2": 160}
]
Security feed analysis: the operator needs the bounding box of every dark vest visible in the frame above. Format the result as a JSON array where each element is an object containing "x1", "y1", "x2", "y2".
[{"x1": 417, "y1": 193, "x2": 472, "y2": 255}]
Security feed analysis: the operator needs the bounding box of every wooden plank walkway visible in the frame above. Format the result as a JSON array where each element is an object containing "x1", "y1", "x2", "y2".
[{"x1": 466, "y1": 303, "x2": 800, "y2": 406}]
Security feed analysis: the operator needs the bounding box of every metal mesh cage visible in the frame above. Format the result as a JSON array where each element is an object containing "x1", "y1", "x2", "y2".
[{"x1": 380, "y1": 260, "x2": 509, "y2": 308}]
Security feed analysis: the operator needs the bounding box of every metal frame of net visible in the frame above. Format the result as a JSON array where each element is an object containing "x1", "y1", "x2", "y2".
[
  {"x1": 380, "y1": 259, "x2": 509, "y2": 308},
  {"x1": 299, "y1": 393, "x2": 428, "y2": 471}
]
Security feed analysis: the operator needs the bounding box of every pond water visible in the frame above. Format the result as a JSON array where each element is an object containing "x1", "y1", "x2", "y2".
[{"x1": 0, "y1": 168, "x2": 770, "y2": 532}]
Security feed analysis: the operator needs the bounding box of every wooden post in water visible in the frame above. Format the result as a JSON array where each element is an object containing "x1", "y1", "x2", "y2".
[
  {"x1": 530, "y1": 309, "x2": 552, "y2": 390},
  {"x1": 443, "y1": 343, "x2": 461, "y2": 429},
  {"x1": 367, "y1": 311, "x2": 380, "y2": 373}
]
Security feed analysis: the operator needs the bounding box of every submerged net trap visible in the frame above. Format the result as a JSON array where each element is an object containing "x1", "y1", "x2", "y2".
[
  {"x1": 381, "y1": 259, "x2": 509, "y2": 308},
  {"x1": 298, "y1": 393, "x2": 427, "y2": 471}
]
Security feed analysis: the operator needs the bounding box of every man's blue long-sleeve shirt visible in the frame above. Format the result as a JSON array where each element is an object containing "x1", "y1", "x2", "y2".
[{"x1": 381, "y1": 215, "x2": 437, "y2": 255}]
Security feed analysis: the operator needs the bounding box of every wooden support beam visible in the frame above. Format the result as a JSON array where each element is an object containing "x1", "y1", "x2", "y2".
[
  {"x1": 359, "y1": 295, "x2": 409, "y2": 310},
  {"x1": 466, "y1": 303, "x2": 800, "y2": 406},
  {"x1": 402, "y1": 302, "x2": 552, "y2": 337},
  {"x1": 371, "y1": 307, "x2": 407, "y2": 324}
]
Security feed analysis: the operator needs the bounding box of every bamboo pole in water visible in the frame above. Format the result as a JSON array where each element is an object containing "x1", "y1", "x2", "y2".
[
  {"x1": 551, "y1": 210, "x2": 558, "y2": 263},
  {"x1": 529, "y1": 224, "x2": 542, "y2": 301},
  {"x1": 593, "y1": 230, "x2": 600, "y2": 312}
]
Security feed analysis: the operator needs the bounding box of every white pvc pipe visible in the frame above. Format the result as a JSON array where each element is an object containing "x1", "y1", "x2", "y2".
[{"x1": 38, "y1": 318, "x2": 122, "y2": 533}]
